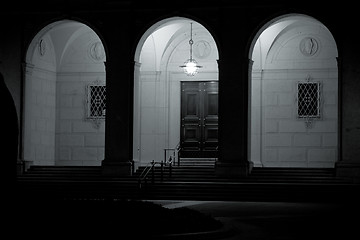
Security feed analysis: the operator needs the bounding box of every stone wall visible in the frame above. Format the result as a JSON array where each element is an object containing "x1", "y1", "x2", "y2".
[
  {"x1": 23, "y1": 21, "x2": 106, "y2": 166},
  {"x1": 56, "y1": 73, "x2": 105, "y2": 166},
  {"x1": 250, "y1": 16, "x2": 338, "y2": 168}
]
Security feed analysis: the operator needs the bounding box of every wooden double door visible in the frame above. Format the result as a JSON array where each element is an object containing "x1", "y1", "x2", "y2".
[{"x1": 180, "y1": 81, "x2": 218, "y2": 158}]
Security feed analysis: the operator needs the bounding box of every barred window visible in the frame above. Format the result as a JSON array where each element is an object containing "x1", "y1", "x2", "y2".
[
  {"x1": 297, "y1": 82, "x2": 320, "y2": 118},
  {"x1": 87, "y1": 85, "x2": 106, "y2": 119}
]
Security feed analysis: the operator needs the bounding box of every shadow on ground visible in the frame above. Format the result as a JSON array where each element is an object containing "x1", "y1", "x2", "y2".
[{"x1": 11, "y1": 198, "x2": 223, "y2": 238}]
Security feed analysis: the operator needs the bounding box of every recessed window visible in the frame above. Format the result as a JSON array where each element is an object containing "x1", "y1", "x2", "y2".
[
  {"x1": 297, "y1": 81, "x2": 321, "y2": 119},
  {"x1": 86, "y1": 84, "x2": 106, "y2": 119}
]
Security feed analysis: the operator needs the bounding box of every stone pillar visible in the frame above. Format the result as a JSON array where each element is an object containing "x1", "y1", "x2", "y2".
[
  {"x1": 132, "y1": 61, "x2": 141, "y2": 170},
  {"x1": 1, "y1": 72, "x2": 19, "y2": 178},
  {"x1": 336, "y1": 54, "x2": 360, "y2": 183},
  {"x1": 215, "y1": 58, "x2": 253, "y2": 177},
  {"x1": 20, "y1": 63, "x2": 35, "y2": 173},
  {"x1": 101, "y1": 60, "x2": 134, "y2": 176}
]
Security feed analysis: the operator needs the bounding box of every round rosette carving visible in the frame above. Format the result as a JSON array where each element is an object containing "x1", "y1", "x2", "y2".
[
  {"x1": 299, "y1": 37, "x2": 319, "y2": 57},
  {"x1": 193, "y1": 40, "x2": 211, "y2": 59},
  {"x1": 90, "y1": 41, "x2": 105, "y2": 61}
]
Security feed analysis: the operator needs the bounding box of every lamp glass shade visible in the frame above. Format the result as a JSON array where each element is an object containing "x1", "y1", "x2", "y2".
[{"x1": 181, "y1": 59, "x2": 202, "y2": 76}]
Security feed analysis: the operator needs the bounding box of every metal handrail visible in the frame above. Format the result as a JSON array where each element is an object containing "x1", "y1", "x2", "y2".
[
  {"x1": 138, "y1": 160, "x2": 157, "y2": 189},
  {"x1": 175, "y1": 142, "x2": 182, "y2": 166},
  {"x1": 215, "y1": 146, "x2": 219, "y2": 162},
  {"x1": 138, "y1": 159, "x2": 173, "y2": 190},
  {"x1": 164, "y1": 142, "x2": 181, "y2": 166},
  {"x1": 138, "y1": 143, "x2": 182, "y2": 190},
  {"x1": 138, "y1": 161, "x2": 155, "y2": 180}
]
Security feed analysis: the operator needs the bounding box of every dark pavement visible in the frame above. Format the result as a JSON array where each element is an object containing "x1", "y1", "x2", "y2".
[{"x1": 150, "y1": 200, "x2": 359, "y2": 239}]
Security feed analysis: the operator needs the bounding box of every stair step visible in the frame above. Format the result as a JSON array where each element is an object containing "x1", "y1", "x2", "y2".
[
  {"x1": 179, "y1": 158, "x2": 216, "y2": 166},
  {"x1": 17, "y1": 164, "x2": 357, "y2": 202},
  {"x1": 28, "y1": 165, "x2": 102, "y2": 170}
]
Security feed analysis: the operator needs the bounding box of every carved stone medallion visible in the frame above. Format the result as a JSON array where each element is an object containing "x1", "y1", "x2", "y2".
[
  {"x1": 90, "y1": 41, "x2": 105, "y2": 61},
  {"x1": 299, "y1": 37, "x2": 319, "y2": 56},
  {"x1": 193, "y1": 40, "x2": 211, "y2": 59},
  {"x1": 38, "y1": 39, "x2": 46, "y2": 56}
]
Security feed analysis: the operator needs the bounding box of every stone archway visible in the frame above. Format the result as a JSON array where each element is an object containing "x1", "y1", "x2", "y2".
[
  {"x1": 133, "y1": 17, "x2": 219, "y2": 168},
  {"x1": 249, "y1": 14, "x2": 339, "y2": 168},
  {"x1": 23, "y1": 20, "x2": 106, "y2": 166}
]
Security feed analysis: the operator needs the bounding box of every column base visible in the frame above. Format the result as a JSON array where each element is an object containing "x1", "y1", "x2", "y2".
[
  {"x1": 215, "y1": 161, "x2": 253, "y2": 178},
  {"x1": 17, "y1": 160, "x2": 24, "y2": 175},
  {"x1": 335, "y1": 161, "x2": 360, "y2": 183},
  {"x1": 17, "y1": 159, "x2": 33, "y2": 174},
  {"x1": 101, "y1": 160, "x2": 133, "y2": 176}
]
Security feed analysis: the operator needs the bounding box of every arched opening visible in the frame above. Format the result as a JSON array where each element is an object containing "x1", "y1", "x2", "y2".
[
  {"x1": 133, "y1": 17, "x2": 219, "y2": 167},
  {"x1": 249, "y1": 14, "x2": 338, "y2": 168},
  {"x1": 23, "y1": 20, "x2": 106, "y2": 166}
]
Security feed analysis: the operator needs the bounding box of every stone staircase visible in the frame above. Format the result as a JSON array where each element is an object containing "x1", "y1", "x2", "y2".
[
  {"x1": 16, "y1": 159, "x2": 359, "y2": 203},
  {"x1": 135, "y1": 158, "x2": 217, "y2": 183},
  {"x1": 135, "y1": 158, "x2": 358, "y2": 202},
  {"x1": 16, "y1": 165, "x2": 139, "y2": 200}
]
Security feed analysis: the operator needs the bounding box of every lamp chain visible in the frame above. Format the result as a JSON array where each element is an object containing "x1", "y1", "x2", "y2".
[{"x1": 189, "y1": 22, "x2": 193, "y2": 60}]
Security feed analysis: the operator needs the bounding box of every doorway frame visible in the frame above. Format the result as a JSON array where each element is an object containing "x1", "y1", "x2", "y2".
[{"x1": 180, "y1": 80, "x2": 219, "y2": 158}]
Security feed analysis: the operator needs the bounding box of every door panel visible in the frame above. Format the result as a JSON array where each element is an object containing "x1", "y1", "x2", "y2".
[
  {"x1": 203, "y1": 125, "x2": 218, "y2": 151},
  {"x1": 181, "y1": 81, "x2": 218, "y2": 158},
  {"x1": 202, "y1": 82, "x2": 218, "y2": 154},
  {"x1": 181, "y1": 82, "x2": 201, "y2": 155},
  {"x1": 182, "y1": 125, "x2": 201, "y2": 151}
]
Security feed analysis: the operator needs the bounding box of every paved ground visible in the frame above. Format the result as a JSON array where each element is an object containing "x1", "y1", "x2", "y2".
[{"x1": 149, "y1": 200, "x2": 359, "y2": 240}]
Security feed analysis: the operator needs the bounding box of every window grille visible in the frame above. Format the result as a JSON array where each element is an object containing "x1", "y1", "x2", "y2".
[
  {"x1": 297, "y1": 81, "x2": 321, "y2": 127},
  {"x1": 86, "y1": 83, "x2": 106, "y2": 128}
]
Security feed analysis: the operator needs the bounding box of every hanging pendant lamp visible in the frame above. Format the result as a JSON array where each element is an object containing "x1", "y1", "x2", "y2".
[{"x1": 180, "y1": 22, "x2": 202, "y2": 76}]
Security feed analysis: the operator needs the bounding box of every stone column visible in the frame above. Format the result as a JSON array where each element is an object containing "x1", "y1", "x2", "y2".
[
  {"x1": 101, "y1": 60, "x2": 134, "y2": 176},
  {"x1": 215, "y1": 58, "x2": 253, "y2": 177},
  {"x1": 335, "y1": 55, "x2": 360, "y2": 183},
  {"x1": 132, "y1": 61, "x2": 141, "y2": 170},
  {"x1": 20, "y1": 63, "x2": 35, "y2": 173},
  {"x1": 1, "y1": 72, "x2": 19, "y2": 176}
]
